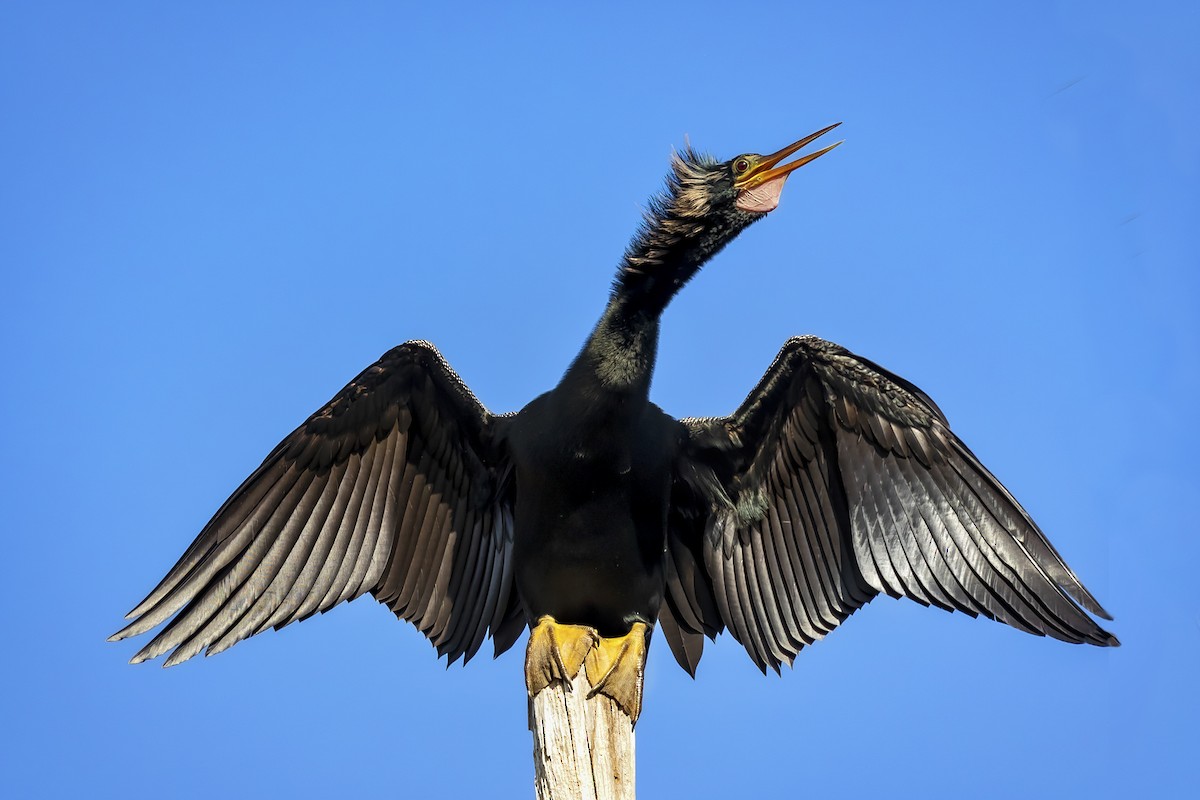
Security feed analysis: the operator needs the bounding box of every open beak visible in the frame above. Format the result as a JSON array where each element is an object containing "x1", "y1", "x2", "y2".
[
  {"x1": 734, "y1": 123, "x2": 842, "y2": 213},
  {"x1": 736, "y1": 123, "x2": 844, "y2": 191}
]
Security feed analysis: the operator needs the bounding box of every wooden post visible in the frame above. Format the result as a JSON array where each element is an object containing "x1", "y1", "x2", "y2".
[{"x1": 529, "y1": 667, "x2": 636, "y2": 800}]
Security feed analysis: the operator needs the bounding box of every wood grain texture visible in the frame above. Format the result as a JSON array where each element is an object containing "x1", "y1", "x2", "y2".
[{"x1": 529, "y1": 667, "x2": 635, "y2": 800}]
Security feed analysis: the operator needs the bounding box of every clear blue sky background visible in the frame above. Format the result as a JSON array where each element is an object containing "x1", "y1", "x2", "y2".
[{"x1": 3, "y1": 3, "x2": 1196, "y2": 797}]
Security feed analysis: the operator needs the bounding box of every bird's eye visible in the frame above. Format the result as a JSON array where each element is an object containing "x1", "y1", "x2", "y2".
[{"x1": 734, "y1": 158, "x2": 750, "y2": 174}]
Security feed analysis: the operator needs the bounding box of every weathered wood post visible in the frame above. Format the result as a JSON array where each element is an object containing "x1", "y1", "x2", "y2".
[{"x1": 528, "y1": 662, "x2": 636, "y2": 800}]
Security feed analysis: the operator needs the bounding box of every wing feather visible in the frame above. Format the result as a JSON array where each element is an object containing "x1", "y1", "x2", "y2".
[
  {"x1": 761, "y1": 495, "x2": 810, "y2": 647},
  {"x1": 474, "y1": 508, "x2": 517, "y2": 662},
  {"x1": 245, "y1": 462, "x2": 349, "y2": 638},
  {"x1": 178, "y1": 473, "x2": 337, "y2": 661},
  {"x1": 298, "y1": 441, "x2": 380, "y2": 620},
  {"x1": 745, "y1": 522, "x2": 791, "y2": 669},
  {"x1": 439, "y1": 509, "x2": 490, "y2": 657},
  {"x1": 348, "y1": 429, "x2": 402, "y2": 597},
  {"x1": 261, "y1": 460, "x2": 356, "y2": 632},
  {"x1": 136, "y1": 467, "x2": 318, "y2": 664},
  {"x1": 730, "y1": 539, "x2": 771, "y2": 670},
  {"x1": 779, "y1": 470, "x2": 833, "y2": 631}
]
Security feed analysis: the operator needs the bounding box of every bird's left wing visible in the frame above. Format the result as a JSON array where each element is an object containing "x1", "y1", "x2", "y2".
[
  {"x1": 662, "y1": 335, "x2": 1117, "y2": 674},
  {"x1": 111, "y1": 341, "x2": 523, "y2": 667}
]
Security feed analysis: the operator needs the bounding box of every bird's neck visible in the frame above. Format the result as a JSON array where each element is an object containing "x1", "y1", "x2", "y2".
[
  {"x1": 611, "y1": 230, "x2": 710, "y2": 319},
  {"x1": 560, "y1": 183, "x2": 757, "y2": 402},
  {"x1": 609, "y1": 198, "x2": 759, "y2": 317},
  {"x1": 566, "y1": 297, "x2": 661, "y2": 399}
]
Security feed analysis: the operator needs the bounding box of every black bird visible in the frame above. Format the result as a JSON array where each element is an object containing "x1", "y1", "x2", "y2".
[{"x1": 111, "y1": 125, "x2": 1117, "y2": 721}]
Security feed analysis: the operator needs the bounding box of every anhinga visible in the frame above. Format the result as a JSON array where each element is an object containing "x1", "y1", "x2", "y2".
[{"x1": 112, "y1": 124, "x2": 1117, "y2": 722}]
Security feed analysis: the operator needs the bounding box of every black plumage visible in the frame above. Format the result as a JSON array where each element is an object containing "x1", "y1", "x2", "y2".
[{"x1": 112, "y1": 125, "x2": 1116, "y2": 687}]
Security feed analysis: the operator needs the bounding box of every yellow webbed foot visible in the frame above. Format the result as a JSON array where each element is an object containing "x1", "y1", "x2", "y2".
[
  {"x1": 524, "y1": 615, "x2": 599, "y2": 697},
  {"x1": 584, "y1": 622, "x2": 649, "y2": 723}
]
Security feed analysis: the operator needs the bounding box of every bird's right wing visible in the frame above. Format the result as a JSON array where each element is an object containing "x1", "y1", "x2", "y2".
[
  {"x1": 663, "y1": 335, "x2": 1117, "y2": 674},
  {"x1": 111, "y1": 341, "x2": 524, "y2": 667}
]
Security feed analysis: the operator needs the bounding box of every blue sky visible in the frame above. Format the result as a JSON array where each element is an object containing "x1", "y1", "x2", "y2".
[{"x1": 3, "y1": 2, "x2": 1197, "y2": 797}]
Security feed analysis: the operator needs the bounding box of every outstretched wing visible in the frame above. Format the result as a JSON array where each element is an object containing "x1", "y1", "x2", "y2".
[
  {"x1": 111, "y1": 341, "x2": 523, "y2": 667},
  {"x1": 663, "y1": 335, "x2": 1117, "y2": 674}
]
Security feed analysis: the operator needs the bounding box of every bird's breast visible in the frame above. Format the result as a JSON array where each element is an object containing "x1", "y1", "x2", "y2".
[{"x1": 505, "y1": 403, "x2": 677, "y2": 635}]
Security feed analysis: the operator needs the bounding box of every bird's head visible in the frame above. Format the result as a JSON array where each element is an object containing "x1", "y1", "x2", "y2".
[
  {"x1": 726, "y1": 123, "x2": 844, "y2": 214},
  {"x1": 618, "y1": 124, "x2": 842, "y2": 311}
]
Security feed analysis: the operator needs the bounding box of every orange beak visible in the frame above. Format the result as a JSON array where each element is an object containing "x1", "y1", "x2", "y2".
[{"x1": 735, "y1": 123, "x2": 844, "y2": 190}]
